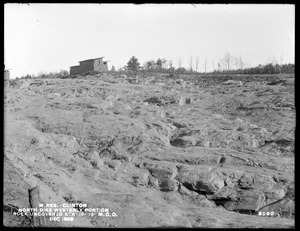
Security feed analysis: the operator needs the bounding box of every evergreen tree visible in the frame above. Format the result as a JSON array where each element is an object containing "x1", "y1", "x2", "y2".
[{"x1": 126, "y1": 56, "x2": 141, "y2": 72}]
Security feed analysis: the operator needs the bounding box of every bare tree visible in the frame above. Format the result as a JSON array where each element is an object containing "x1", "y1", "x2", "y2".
[
  {"x1": 268, "y1": 55, "x2": 278, "y2": 65},
  {"x1": 212, "y1": 61, "x2": 215, "y2": 72},
  {"x1": 189, "y1": 56, "x2": 193, "y2": 72},
  {"x1": 223, "y1": 52, "x2": 233, "y2": 70},
  {"x1": 238, "y1": 55, "x2": 246, "y2": 70},
  {"x1": 178, "y1": 57, "x2": 182, "y2": 68},
  {"x1": 280, "y1": 52, "x2": 284, "y2": 66},
  {"x1": 161, "y1": 58, "x2": 167, "y2": 70},
  {"x1": 195, "y1": 56, "x2": 199, "y2": 73},
  {"x1": 204, "y1": 56, "x2": 208, "y2": 73},
  {"x1": 217, "y1": 61, "x2": 222, "y2": 71},
  {"x1": 233, "y1": 55, "x2": 243, "y2": 70},
  {"x1": 234, "y1": 56, "x2": 239, "y2": 70}
]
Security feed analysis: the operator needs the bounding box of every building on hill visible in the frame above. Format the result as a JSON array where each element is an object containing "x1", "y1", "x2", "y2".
[{"x1": 70, "y1": 57, "x2": 109, "y2": 75}]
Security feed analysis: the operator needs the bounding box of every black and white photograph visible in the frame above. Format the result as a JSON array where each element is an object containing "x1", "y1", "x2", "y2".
[{"x1": 4, "y1": 3, "x2": 295, "y2": 228}]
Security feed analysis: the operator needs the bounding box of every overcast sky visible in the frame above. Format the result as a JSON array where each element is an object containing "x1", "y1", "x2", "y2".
[{"x1": 4, "y1": 4, "x2": 294, "y2": 78}]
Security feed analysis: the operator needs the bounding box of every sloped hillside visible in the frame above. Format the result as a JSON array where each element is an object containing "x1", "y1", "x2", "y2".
[{"x1": 3, "y1": 73, "x2": 294, "y2": 228}]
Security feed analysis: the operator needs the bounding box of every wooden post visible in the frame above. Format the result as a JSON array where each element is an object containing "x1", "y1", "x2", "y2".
[{"x1": 28, "y1": 186, "x2": 47, "y2": 227}]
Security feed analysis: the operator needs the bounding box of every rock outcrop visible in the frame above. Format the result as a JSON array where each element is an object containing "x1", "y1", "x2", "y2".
[{"x1": 4, "y1": 73, "x2": 295, "y2": 227}]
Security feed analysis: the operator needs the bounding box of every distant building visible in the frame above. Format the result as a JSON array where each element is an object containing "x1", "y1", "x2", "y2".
[
  {"x1": 4, "y1": 70, "x2": 10, "y2": 80},
  {"x1": 70, "y1": 57, "x2": 109, "y2": 75}
]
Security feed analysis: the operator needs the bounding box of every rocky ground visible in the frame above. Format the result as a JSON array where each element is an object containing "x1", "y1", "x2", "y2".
[{"x1": 4, "y1": 72, "x2": 295, "y2": 228}]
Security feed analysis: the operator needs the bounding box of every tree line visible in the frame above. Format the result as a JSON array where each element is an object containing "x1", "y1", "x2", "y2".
[
  {"x1": 17, "y1": 53, "x2": 294, "y2": 79},
  {"x1": 17, "y1": 70, "x2": 69, "y2": 79},
  {"x1": 115, "y1": 54, "x2": 294, "y2": 75},
  {"x1": 216, "y1": 63, "x2": 294, "y2": 75}
]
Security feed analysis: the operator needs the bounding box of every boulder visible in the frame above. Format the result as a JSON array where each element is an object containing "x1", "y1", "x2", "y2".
[
  {"x1": 235, "y1": 189, "x2": 265, "y2": 212},
  {"x1": 214, "y1": 188, "x2": 265, "y2": 212},
  {"x1": 83, "y1": 150, "x2": 99, "y2": 161},
  {"x1": 144, "y1": 96, "x2": 164, "y2": 105},
  {"x1": 48, "y1": 134, "x2": 80, "y2": 152},
  {"x1": 212, "y1": 186, "x2": 240, "y2": 202},
  {"x1": 222, "y1": 80, "x2": 243, "y2": 86},
  {"x1": 104, "y1": 160, "x2": 122, "y2": 171},
  {"x1": 176, "y1": 167, "x2": 224, "y2": 194},
  {"x1": 20, "y1": 81, "x2": 31, "y2": 89},
  {"x1": 179, "y1": 184, "x2": 215, "y2": 208},
  {"x1": 144, "y1": 128, "x2": 171, "y2": 146},
  {"x1": 144, "y1": 95, "x2": 182, "y2": 106},
  {"x1": 185, "y1": 97, "x2": 193, "y2": 104},
  {"x1": 82, "y1": 168, "x2": 97, "y2": 178},
  {"x1": 27, "y1": 152, "x2": 46, "y2": 163},
  {"x1": 264, "y1": 187, "x2": 286, "y2": 204},
  {"x1": 148, "y1": 175, "x2": 159, "y2": 189},
  {"x1": 105, "y1": 94, "x2": 119, "y2": 101},
  {"x1": 96, "y1": 165, "x2": 116, "y2": 180},
  {"x1": 113, "y1": 153, "x2": 132, "y2": 163},
  {"x1": 96, "y1": 159, "x2": 104, "y2": 167},
  {"x1": 178, "y1": 96, "x2": 185, "y2": 106},
  {"x1": 90, "y1": 150, "x2": 100, "y2": 160},
  {"x1": 195, "y1": 198, "x2": 216, "y2": 208},
  {"x1": 196, "y1": 140, "x2": 210, "y2": 147},
  {"x1": 100, "y1": 100, "x2": 114, "y2": 110},
  {"x1": 193, "y1": 173, "x2": 225, "y2": 194},
  {"x1": 145, "y1": 162, "x2": 177, "y2": 182},
  {"x1": 233, "y1": 127, "x2": 271, "y2": 149},
  {"x1": 131, "y1": 169, "x2": 150, "y2": 187},
  {"x1": 159, "y1": 178, "x2": 179, "y2": 192},
  {"x1": 179, "y1": 184, "x2": 196, "y2": 197},
  {"x1": 238, "y1": 173, "x2": 275, "y2": 191},
  {"x1": 47, "y1": 93, "x2": 61, "y2": 99},
  {"x1": 170, "y1": 136, "x2": 197, "y2": 147}
]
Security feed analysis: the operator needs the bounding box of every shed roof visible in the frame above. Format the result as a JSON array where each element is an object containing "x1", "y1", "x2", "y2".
[{"x1": 79, "y1": 57, "x2": 104, "y2": 63}]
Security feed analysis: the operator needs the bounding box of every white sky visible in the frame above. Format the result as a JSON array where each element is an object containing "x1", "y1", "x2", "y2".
[{"x1": 4, "y1": 3, "x2": 295, "y2": 78}]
